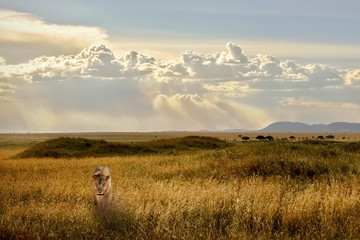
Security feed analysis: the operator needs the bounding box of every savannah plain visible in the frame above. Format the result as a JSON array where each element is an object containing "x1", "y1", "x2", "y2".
[{"x1": 1, "y1": 132, "x2": 360, "y2": 239}]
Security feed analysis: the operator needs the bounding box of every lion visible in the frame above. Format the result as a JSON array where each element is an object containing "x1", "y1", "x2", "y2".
[{"x1": 92, "y1": 166, "x2": 111, "y2": 211}]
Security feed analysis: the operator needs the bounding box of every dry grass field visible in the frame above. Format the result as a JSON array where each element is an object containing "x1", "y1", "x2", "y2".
[{"x1": 1, "y1": 133, "x2": 360, "y2": 239}]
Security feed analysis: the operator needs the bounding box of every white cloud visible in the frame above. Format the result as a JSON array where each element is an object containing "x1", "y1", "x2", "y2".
[
  {"x1": 121, "y1": 50, "x2": 155, "y2": 71},
  {"x1": 304, "y1": 64, "x2": 343, "y2": 87},
  {"x1": 0, "y1": 9, "x2": 109, "y2": 63},
  {"x1": 1, "y1": 44, "x2": 122, "y2": 82},
  {"x1": 0, "y1": 42, "x2": 359, "y2": 131},
  {"x1": 0, "y1": 9, "x2": 108, "y2": 44},
  {"x1": 1, "y1": 41, "x2": 355, "y2": 89},
  {"x1": 257, "y1": 55, "x2": 283, "y2": 76},
  {"x1": 219, "y1": 42, "x2": 249, "y2": 63},
  {"x1": 154, "y1": 60, "x2": 189, "y2": 83},
  {"x1": 344, "y1": 69, "x2": 360, "y2": 85},
  {"x1": 181, "y1": 50, "x2": 233, "y2": 79}
]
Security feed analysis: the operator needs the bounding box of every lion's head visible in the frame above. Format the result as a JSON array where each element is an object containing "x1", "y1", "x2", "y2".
[{"x1": 92, "y1": 166, "x2": 111, "y2": 196}]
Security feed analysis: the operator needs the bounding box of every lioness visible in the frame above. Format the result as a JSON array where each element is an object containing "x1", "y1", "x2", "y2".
[{"x1": 92, "y1": 166, "x2": 111, "y2": 211}]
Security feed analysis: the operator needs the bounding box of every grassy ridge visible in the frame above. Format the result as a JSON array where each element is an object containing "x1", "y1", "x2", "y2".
[
  {"x1": 1, "y1": 139, "x2": 360, "y2": 239},
  {"x1": 209, "y1": 141, "x2": 360, "y2": 181},
  {"x1": 15, "y1": 136, "x2": 230, "y2": 158}
]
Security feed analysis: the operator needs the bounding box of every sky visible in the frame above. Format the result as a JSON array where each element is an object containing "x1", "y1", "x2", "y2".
[{"x1": 0, "y1": 0, "x2": 359, "y2": 132}]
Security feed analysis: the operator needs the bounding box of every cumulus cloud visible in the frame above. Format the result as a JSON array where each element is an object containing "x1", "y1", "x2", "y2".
[
  {"x1": 2, "y1": 41, "x2": 354, "y2": 89},
  {"x1": 154, "y1": 60, "x2": 189, "y2": 83},
  {"x1": 219, "y1": 42, "x2": 249, "y2": 63},
  {"x1": 0, "y1": 42, "x2": 359, "y2": 131},
  {"x1": 345, "y1": 69, "x2": 360, "y2": 85},
  {"x1": 121, "y1": 50, "x2": 155, "y2": 71},
  {"x1": 1, "y1": 44, "x2": 122, "y2": 82},
  {"x1": 181, "y1": 50, "x2": 233, "y2": 79}
]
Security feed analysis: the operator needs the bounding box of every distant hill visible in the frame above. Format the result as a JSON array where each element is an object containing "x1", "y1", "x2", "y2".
[
  {"x1": 15, "y1": 136, "x2": 231, "y2": 158},
  {"x1": 258, "y1": 122, "x2": 360, "y2": 133}
]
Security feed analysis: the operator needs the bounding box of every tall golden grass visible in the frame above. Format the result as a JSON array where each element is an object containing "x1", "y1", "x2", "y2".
[{"x1": 1, "y1": 139, "x2": 360, "y2": 239}]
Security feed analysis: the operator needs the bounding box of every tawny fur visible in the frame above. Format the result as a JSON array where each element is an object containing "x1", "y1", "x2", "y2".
[{"x1": 92, "y1": 166, "x2": 111, "y2": 211}]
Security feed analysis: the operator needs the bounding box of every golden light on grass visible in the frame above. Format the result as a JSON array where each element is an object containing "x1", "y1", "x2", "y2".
[{"x1": 1, "y1": 134, "x2": 360, "y2": 239}]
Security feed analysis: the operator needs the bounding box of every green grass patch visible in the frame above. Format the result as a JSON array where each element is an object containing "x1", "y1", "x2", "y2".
[
  {"x1": 15, "y1": 136, "x2": 231, "y2": 159},
  {"x1": 206, "y1": 141, "x2": 359, "y2": 181}
]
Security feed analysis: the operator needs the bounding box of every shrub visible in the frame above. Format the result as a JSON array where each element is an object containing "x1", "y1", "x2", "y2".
[
  {"x1": 241, "y1": 136, "x2": 250, "y2": 141},
  {"x1": 256, "y1": 135, "x2": 266, "y2": 141}
]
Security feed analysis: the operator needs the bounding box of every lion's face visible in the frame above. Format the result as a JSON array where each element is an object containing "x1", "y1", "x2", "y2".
[
  {"x1": 93, "y1": 175, "x2": 110, "y2": 195},
  {"x1": 92, "y1": 166, "x2": 111, "y2": 196}
]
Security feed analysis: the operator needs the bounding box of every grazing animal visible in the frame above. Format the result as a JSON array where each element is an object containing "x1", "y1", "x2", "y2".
[{"x1": 92, "y1": 166, "x2": 111, "y2": 211}]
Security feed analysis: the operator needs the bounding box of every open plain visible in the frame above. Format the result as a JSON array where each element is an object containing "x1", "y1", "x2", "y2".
[{"x1": 1, "y1": 132, "x2": 360, "y2": 239}]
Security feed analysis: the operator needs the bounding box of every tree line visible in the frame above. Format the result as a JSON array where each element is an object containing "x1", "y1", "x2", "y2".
[{"x1": 238, "y1": 135, "x2": 337, "y2": 142}]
